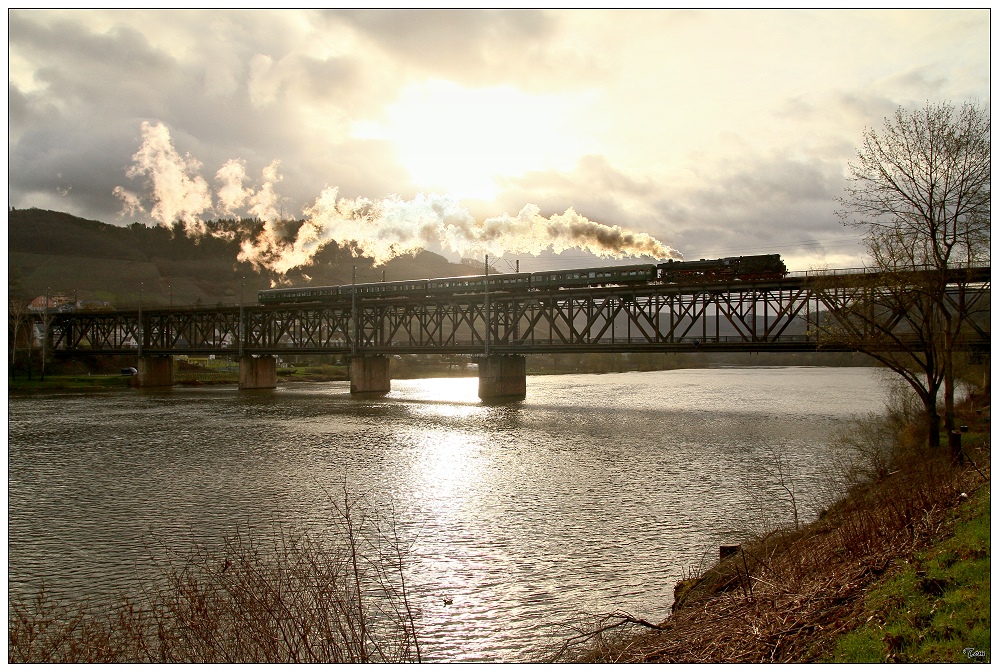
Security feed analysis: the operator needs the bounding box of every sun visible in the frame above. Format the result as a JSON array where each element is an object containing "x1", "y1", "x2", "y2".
[{"x1": 352, "y1": 80, "x2": 589, "y2": 201}]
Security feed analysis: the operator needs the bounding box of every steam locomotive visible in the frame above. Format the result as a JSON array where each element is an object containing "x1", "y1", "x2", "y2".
[{"x1": 257, "y1": 254, "x2": 787, "y2": 305}]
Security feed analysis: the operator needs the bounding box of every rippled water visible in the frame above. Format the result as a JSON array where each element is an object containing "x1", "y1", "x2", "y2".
[{"x1": 8, "y1": 367, "x2": 888, "y2": 661}]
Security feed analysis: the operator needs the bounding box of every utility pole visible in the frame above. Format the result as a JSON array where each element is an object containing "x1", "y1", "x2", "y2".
[
  {"x1": 484, "y1": 255, "x2": 490, "y2": 356},
  {"x1": 41, "y1": 287, "x2": 49, "y2": 381},
  {"x1": 351, "y1": 266, "x2": 358, "y2": 358},
  {"x1": 514, "y1": 259, "x2": 520, "y2": 342},
  {"x1": 137, "y1": 282, "x2": 143, "y2": 359},
  {"x1": 239, "y1": 276, "x2": 245, "y2": 358}
]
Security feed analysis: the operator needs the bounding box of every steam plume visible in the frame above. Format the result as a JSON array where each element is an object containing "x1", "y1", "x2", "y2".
[
  {"x1": 115, "y1": 122, "x2": 682, "y2": 274},
  {"x1": 215, "y1": 159, "x2": 252, "y2": 214},
  {"x1": 113, "y1": 121, "x2": 211, "y2": 236}
]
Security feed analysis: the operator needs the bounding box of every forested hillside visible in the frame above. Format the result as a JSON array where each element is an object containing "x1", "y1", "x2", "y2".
[{"x1": 8, "y1": 208, "x2": 480, "y2": 307}]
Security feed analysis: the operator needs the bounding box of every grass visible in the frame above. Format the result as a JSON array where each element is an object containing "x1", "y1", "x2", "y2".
[
  {"x1": 277, "y1": 364, "x2": 349, "y2": 381},
  {"x1": 8, "y1": 374, "x2": 132, "y2": 391},
  {"x1": 828, "y1": 486, "x2": 990, "y2": 663}
]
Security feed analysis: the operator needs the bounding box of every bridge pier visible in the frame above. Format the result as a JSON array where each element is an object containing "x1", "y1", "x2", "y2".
[
  {"x1": 137, "y1": 355, "x2": 174, "y2": 388},
  {"x1": 239, "y1": 355, "x2": 277, "y2": 389},
  {"x1": 478, "y1": 355, "x2": 526, "y2": 400},
  {"x1": 350, "y1": 355, "x2": 391, "y2": 395}
]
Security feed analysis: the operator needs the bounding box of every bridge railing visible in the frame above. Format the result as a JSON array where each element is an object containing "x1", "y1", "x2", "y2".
[{"x1": 786, "y1": 262, "x2": 991, "y2": 278}]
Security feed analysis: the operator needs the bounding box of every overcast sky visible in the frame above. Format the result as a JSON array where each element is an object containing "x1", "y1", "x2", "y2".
[{"x1": 8, "y1": 9, "x2": 990, "y2": 273}]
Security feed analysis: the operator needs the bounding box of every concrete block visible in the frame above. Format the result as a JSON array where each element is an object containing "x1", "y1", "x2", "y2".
[
  {"x1": 478, "y1": 355, "x2": 526, "y2": 400},
  {"x1": 137, "y1": 355, "x2": 174, "y2": 388},
  {"x1": 350, "y1": 355, "x2": 391, "y2": 394},
  {"x1": 239, "y1": 355, "x2": 277, "y2": 389}
]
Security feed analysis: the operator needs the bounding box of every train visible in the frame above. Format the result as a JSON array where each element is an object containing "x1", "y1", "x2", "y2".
[{"x1": 257, "y1": 254, "x2": 788, "y2": 305}]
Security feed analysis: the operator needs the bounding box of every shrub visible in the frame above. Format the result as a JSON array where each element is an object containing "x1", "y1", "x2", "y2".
[{"x1": 9, "y1": 491, "x2": 421, "y2": 663}]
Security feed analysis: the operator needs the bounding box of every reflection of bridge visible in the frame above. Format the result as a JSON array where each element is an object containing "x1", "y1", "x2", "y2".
[{"x1": 45, "y1": 266, "x2": 990, "y2": 399}]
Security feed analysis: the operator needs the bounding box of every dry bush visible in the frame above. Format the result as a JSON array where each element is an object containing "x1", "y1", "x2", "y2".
[
  {"x1": 9, "y1": 490, "x2": 421, "y2": 663},
  {"x1": 834, "y1": 377, "x2": 929, "y2": 486}
]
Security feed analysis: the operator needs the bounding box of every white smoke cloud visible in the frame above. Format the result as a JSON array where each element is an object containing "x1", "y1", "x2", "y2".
[
  {"x1": 114, "y1": 121, "x2": 212, "y2": 236},
  {"x1": 215, "y1": 159, "x2": 252, "y2": 215},
  {"x1": 115, "y1": 122, "x2": 682, "y2": 274},
  {"x1": 455, "y1": 203, "x2": 680, "y2": 260},
  {"x1": 247, "y1": 160, "x2": 283, "y2": 223}
]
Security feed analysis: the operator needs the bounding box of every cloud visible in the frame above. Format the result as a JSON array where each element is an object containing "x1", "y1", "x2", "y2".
[
  {"x1": 6, "y1": 9, "x2": 989, "y2": 273},
  {"x1": 8, "y1": 10, "x2": 414, "y2": 227},
  {"x1": 325, "y1": 9, "x2": 566, "y2": 88},
  {"x1": 493, "y1": 149, "x2": 854, "y2": 267}
]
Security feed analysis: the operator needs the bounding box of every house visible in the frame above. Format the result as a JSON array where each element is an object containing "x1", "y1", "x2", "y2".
[{"x1": 28, "y1": 294, "x2": 73, "y2": 312}]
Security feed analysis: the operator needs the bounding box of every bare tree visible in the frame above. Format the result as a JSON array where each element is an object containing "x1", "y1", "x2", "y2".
[
  {"x1": 8, "y1": 266, "x2": 36, "y2": 380},
  {"x1": 829, "y1": 100, "x2": 990, "y2": 450}
]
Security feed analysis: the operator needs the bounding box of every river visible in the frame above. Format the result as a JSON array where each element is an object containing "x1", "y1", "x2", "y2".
[{"x1": 7, "y1": 366, "x2": 888, "y2": 661}]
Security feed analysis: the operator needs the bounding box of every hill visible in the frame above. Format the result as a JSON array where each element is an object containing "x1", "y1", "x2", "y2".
[{"x1": 7, "y1": 208, "x2": 481, "y2": 308}]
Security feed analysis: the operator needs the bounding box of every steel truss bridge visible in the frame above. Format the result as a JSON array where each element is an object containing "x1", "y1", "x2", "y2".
[{"x1": 46, "y1": 267, "x2": 990, "y2": 359}]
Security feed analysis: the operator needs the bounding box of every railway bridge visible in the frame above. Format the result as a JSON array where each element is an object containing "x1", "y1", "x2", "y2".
[{"x1": 43, "y1": 266, "x2": 990, "y2": 399}]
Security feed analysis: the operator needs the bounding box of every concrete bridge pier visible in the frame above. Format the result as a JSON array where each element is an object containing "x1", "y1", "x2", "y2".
[
  {"x1": 478, "y1": 355, "x2": 526, "y2": 400},
  {"x1": 239, "y1": 355, "x2": 277, "y2": 389},
  {"x1": 137, "y1": 355, "x2": 174, "y2": 388},
  {"x1": 350, "y1": 355, "x2": 391, "y2": 394}
]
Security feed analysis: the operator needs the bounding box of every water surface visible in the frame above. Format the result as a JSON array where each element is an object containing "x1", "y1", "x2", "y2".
[{"x1": 8, "y1": 367, "x2": 887, "y2": 661}]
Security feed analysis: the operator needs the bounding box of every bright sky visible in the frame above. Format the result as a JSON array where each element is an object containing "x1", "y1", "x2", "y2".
[{"x1": 7, "y1": 9, "x2": 991, "y2": 272}]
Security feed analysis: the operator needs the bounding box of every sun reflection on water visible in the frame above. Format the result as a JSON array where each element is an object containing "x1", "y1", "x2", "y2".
[
  {"x1": 387, "y1": 377, "x2": 485, "y2": 421},
  {"x1": 404, "y1": 428, "x2": 518, "y2": 661},
  {"x1": 390, "y1": 377, "x2": 480, "y2": 404},
  {"x1": 414, "y1": 430, "x2": 480, "y2": 500}
]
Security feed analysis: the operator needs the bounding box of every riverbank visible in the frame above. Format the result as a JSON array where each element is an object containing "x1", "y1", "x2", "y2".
[
  {"x1": 555, "y1": 391, "x2": 990, "y2": 663},
  {"x1": 8, "y1": 350, "x2": 886, "y2": 392},
  {"x1": 7, "y1": 374, "x2": 134, "y2": 392}
]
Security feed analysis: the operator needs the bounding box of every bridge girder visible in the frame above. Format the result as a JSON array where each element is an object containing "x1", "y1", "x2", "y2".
[{"x1": 43, "y1": 274, "x2": 989, "y2": 357}]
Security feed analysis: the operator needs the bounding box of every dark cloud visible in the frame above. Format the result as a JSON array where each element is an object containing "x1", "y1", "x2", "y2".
[
  {"x1": 7, "y1": 10, "x2": 419, "y2": 225},
  {"x1": 8, "y1": 83, "x2": 43, "y2": 132},
  {"x1": 323, "y1": 9, "x2": 597, "y2": 90},
  {"x1": 329, "y1": 10, "x2": 551, "y2": 68},
  {"x1": 9, "y1": 13, "x2": 169, "y2": 74},
  {"x1": 490, "y1": 151, "x2": 853, "y2": 267}
]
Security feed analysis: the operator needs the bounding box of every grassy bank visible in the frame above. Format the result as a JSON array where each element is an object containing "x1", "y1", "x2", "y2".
[
  {"x1": 554, "y1": 392, "x2": 990, "y2": 663},
  {"x1": 8, "y1": 374, "x2": 133, "y2": 392},
  {"x1": 829, "y1": 485, "x2": 989, "y2": 662}
]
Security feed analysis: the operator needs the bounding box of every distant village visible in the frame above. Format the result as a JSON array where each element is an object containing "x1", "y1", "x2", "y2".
[{"x1": 27, "y1": 293, "x2": 111, "y2": 313}]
